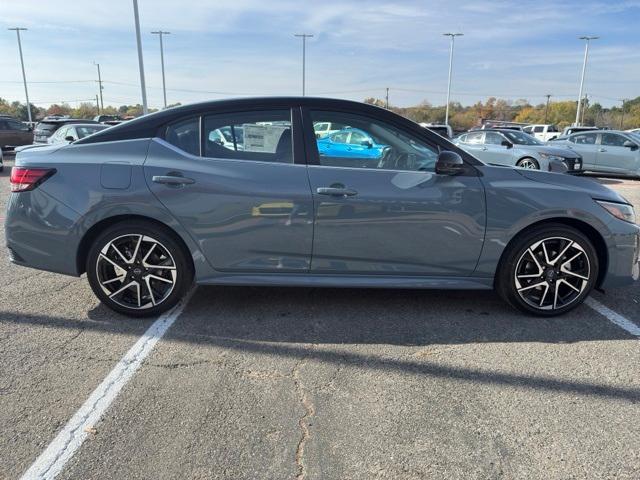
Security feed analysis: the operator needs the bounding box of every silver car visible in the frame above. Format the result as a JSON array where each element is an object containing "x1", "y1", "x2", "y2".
[
  {"x1": 553, "y1": 130, "x2": 640, "y2": 177},
  {"x1": 454, "y1": 129, "x2": 582, "y2": 171}
]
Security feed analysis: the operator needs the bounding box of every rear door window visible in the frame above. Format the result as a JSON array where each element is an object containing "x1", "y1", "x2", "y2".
[{"x1": 164, "y1": 117, "x2": 200, "y2": 156}]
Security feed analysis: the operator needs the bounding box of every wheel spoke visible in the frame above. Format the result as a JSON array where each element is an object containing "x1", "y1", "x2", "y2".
[
  {"x1": 142, "y1": 243, "x2": 157, "y2": 264},
  {"x1": 101, "y1": 275, "x2": 125, "y2": 286},
  {"x1": 144, "y1": 276, "x2": 157, "y2": 306},
  {"x1": 539, "y1": 282, "x2": 550, "y2": 307},
  {"x1": 549, "y1": 240, "x2": 574, "y2": 266},
  {"x1": 518, "y1": 280, "x2": 548, "y2": 293},
  {"x1": 553, "y1": 281, "x2": 561, "y2": 309},
  {"x1": 560, "y1": 268, "x2": 589, "y2": 280},
  {"x1": 541, "y1": 242, "x2": 551, "y2": 264},
  {"x1": 110, "y1": 244, "x2": 130, "y2": 265},
  {"x1": 147, "y1": 273, "x2": 173, "y2": 284},
  {"x1": 143, "y1": 262, "x2": 176, "y2": 270},
  {"x1": 130, "y1": 235, "x2": 143, "y2": 264},
  {"x1": 109, "y1": 280, "x2": 138, "y2": 299},
  {"x1": 558, "y1": 279, "x2": 581, "y2": 293},
  {"x1": 99, "y1": 253, "x2": 126, "y2": 272}
]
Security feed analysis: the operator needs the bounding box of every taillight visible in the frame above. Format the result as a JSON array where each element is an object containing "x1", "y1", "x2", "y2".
[{"x1": 10, "y1": 167, "x2": 56, "y2": 192}]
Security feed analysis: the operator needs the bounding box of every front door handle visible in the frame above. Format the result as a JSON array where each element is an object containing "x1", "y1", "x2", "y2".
[
  {"x1": 317, "y1": 187, "x2": 358, "y2": 197},
  {"x1": 152, "y1": 174, "x2": 195, "y2": 186}
]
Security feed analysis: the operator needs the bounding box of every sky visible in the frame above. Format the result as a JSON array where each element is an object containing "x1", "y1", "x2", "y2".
[{"x1": 1, "y1": 0, "x2": 639, "y2": 110}]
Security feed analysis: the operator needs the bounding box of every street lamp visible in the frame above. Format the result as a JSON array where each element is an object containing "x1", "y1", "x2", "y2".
[
  {"x1": 8, "y1": 27, "x2": 32, "y2": 124},
  {"x1": 443, "y1": 33, "x2": 463, "y2": 127},
  {"x1": 294, "y1": 33, "x2": 313, "y2": 96},
  {"x1": 575, "y1": 36, "x2": 599, "y2": 126},
  {"x1": 151, "y1": 31, "x2": 170, "y2": 108},
  {"x1": 132, "y1": 0, "x2": 148, "y2": 114}
]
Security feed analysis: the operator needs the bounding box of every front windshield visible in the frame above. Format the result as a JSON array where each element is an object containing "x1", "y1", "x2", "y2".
[{"x1": 502, "y1": 130, "x2": 543, "y2": 146}]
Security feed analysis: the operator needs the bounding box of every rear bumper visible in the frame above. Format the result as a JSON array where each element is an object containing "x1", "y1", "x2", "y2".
[{"x1": 4, "y1": 189, "x2": 81, "y2": 277}]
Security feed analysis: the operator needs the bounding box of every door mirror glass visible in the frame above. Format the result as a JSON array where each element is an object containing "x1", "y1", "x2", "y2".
[
  {"x1": 623, "y1": 140, "x2": 638, "y2": 150},
  {"x1": 435, "y1": 151, "x2": 465, "y2": 175},
  {"x1": 64, "y1": 136, "x2": 76, "y2": 142}
]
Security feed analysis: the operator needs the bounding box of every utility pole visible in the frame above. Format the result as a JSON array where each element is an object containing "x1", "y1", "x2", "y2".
[
  {"x1": 620, "y1": 99, "x2": 626, "y2": 129},
  {"x1": 151, "y1": 30, "x2": 170, "y2": 108},
  {"x1": 385, "y1": 87, "x2": 389, "y2": 109},
  {"x1": 8, "y1": 27, "x2": 32, "y2": 124},
  {"x1": 95, "y1": 95, "x2": 100, "y2": 113},
  {"x1": 544, "y1": 94, "x2": 552, "y2": 124},
  {"x1": 443, "y1": 32, "x2": 463, "y2": 126},
  {"x1": 132, "y1": 0, "x2": 148, "y2": 114},
  {"x1": 575, "y1": 35, "x2": 598, "y2": 126},
  {"x1": 94, "y1": 62, "x2": 104, "y2": 113},
  {"x1": 294, "y1": 33, "x2": 313, "y2": 96}
]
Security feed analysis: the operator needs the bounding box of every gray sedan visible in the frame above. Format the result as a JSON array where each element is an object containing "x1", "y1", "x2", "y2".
[
  {"x1": 454, "y1": 129, "x2": 582, "y2": 171},
  {"x1": 5, "y1": 97, "x2": 639, "y2": 318},
  {"x1": 552, "y1": 130, "x2": 640, "y2": 177}
]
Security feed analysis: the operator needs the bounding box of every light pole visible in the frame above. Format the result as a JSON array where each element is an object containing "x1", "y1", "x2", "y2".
[
  {"x1": 132, "y1": 0, "x2": 148, "y2": 114},
  {"x1": 8, "y1": 27, "x2": 32, "y2": 124},
  {"x1": 544, "y1": 94, "x2": 552, "y2": 124},
  {"x1": 294, "y1": 33, "x2": 313, "y2": 96},
  {"x1": 620, "y1": 99, "x2": 627, "y2": 129},
  {"x1": 443, "y1": 32, "x2": 463, "y2": 126},
  {"x1": 575, "y1": 35, "x2": 598, "y2": 126},
  {"x1": 151, "y1": 30, "x2": 170, "y2": 108},
  {"x1": 385, "y1": 87, "x2": 389, "y2": 109},
  {"x1": 94, "y1": 62, "x2": 104, "y2": 113}
]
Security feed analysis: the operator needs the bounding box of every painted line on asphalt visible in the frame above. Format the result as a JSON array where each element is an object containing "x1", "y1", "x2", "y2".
[
  {"x1": 586, "y1": 297, "x2": 640, "y2": 337},
  {"x1": 20, "y1": 289, "x2": 195, "y2": 480}
]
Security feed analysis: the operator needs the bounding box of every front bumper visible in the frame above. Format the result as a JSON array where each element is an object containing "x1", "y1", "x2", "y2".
[{"x1": 601, "y1": 221, "x2": 640, "y2": 288}]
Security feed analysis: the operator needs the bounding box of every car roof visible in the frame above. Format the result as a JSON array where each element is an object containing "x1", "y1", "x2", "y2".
[
  {"x1": 38, "y1": 118, "x2": 99, "y2": 124},
  {"x1": 76, "y1": 96, "x2": 430, "y2": 145}
]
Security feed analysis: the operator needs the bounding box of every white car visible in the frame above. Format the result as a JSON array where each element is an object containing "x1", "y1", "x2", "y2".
[
  {"x1": 419, "y1": 123, "x2": 453, "y2": 138},
  {"x1": 523, "y1": 124, "x2": 561, "y2": 142},
  {"x1": 626, "y1": 128, "x2": 640, "y2": 135},
  {"x1": 313, "y1": 122, "x2": 343, "y2": 138}
]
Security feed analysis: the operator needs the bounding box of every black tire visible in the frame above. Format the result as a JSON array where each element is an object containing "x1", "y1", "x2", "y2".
[
  {"x1": 496, "y1": 224, "x2": 599, "y2": 316},
  {"x1": 86, "y1": 220, "x2": 193, "y2": 318},
  {"x1": 516, "y1": 157, "x2": 540, "y2": 169}
]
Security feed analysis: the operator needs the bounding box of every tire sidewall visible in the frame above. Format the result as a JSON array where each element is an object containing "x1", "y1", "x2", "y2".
[
  {"x1": 498, "y1": 225, "x2": 599, "y2": 316},
  {"x1": 86, "y1": 221, "x2": 193, "y2": 318}
]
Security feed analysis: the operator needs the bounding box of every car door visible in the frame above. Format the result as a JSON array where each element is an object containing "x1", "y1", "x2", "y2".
[
  {"x1": 0, "y1": 120, "x2": 10, "y2": 148},
  {"x1": 457, "y1": 131, "x2": 486, "y2": 159},
  {"x1": 144, "y1": 107, "x2": 314, "y2": 272},
  {"x1": 483, "y1": 132, "x2": 515, "y2": 166},
  {"x1": 303, "y1": 108, "x2": 486, "y2": 276},
  {"x1": 596, "y1": 132, "x2": 639, "y2": 174},
  {"x1": 5, "y1": 119, "x2": 30, "y2": 146},
  {"x1": 565, "y1": 132, "x2": 598, "y2": 169}
]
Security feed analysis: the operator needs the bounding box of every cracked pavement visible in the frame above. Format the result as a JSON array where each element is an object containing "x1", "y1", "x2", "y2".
[{"x1": 1, "y1": 155, "x2": 640, "y2": 479}]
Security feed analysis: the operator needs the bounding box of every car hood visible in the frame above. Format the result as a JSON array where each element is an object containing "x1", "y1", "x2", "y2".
[
  {"x1": 514, "y1": 168, "x2": 628, "y2": 203},
  {"x1": 515, "y1": 144, "x2": 579, "y2": 158}
]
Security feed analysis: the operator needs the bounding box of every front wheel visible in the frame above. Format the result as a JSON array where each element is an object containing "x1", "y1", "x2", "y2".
[
  {"x1": 516, "y1": 157, "x2": 540, "y2": 169},
  {"x1": 86, "y1": 221, "x2": 193, "y2": 317},
  {"x1": 496, "y1": 225, "x2": 598, "y2": 316}
]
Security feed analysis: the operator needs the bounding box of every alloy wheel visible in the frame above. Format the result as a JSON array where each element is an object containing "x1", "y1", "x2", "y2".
[
  {"x1": 518, "y1": 159, "x2": 538, "y2": 169},
  {"x1": 96, "y1": 234, "x2": 177, "y2": 310},
  {"x1": 514, "y1": 236, "x2": 590, "y2": 311}
]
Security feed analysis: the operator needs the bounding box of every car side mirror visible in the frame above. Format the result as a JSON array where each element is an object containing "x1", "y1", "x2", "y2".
[
  {"x1": 64, "y1": 136, "x2": 76, "y2": 142},
  {"x1": 361, "y1": 140, "x2": 373, "y2": 148},
  {"x1": 501, "y1": 140, "x2": 513, "y2": 149},
  {"x1": 435, "y1": 151, "x2": 465, "y2": 175},
  {"x1": 623, "y1": 140, "x2": 638, "y2": 150}
]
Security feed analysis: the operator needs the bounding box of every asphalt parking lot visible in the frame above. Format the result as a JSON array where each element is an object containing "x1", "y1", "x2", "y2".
[{"x1": 1, "y1": 154, "x2": 639, "y2": 479}]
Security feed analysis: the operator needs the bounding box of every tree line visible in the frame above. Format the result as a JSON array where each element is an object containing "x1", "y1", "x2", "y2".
[{"x1": 1, "y1": 95, "x2": 639, "y2": 131}]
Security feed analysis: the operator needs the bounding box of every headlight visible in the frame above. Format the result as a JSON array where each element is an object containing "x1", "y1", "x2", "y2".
[
  {"x1": 596, "y1": 200, "x2": 636, "y2": 224},
  {"x1": 539, "y1": 153, "x2": 563, "y2": 162}
]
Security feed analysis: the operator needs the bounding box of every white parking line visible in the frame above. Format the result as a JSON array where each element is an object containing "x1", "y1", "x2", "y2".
[
  {"x1": 20, "y1": 290, "x2": 194, "y2": 480},
  {"x1": 586, "y1": 297, "x2": 640, "y2": 337}
]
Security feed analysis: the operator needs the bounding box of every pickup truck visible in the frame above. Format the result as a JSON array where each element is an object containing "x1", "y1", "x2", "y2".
[{"x1": 522, "y1": 124, "x2": 561, "y2": 142}]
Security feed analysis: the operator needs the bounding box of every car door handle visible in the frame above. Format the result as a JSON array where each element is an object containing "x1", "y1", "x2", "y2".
[
  {"x1": 152, "y1": 174, "x2": 195, "y2": 186},
  {"x1": 598, "y1": 148, "x2": 606, "y2": 152},
  {"x1": 316, "y1": 187, "x2": 358, "y2": 197},
  {"x1": 481, "y1": 147, "x2": 488, "y2": 151}
]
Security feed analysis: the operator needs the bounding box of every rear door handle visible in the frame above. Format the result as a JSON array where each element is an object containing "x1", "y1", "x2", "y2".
[
  {"x1": 317, "y1": 187, "x2": 358, "y2": 197},
  {"x1": 152, "y1": 174, "x2": 195, "y2": 186}
]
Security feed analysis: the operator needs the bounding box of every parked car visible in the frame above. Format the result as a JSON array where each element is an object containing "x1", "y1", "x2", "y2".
[
  {"x1": 208, "y1": 125, "x2": 244, "y2": 151},
  {"x1": 0, "y1": 146, "x2": 3, "y2": 172},
  {"x1": 562, "y1": 126, "x2": 598, "y2": 136},
  {"x1": 93, "y1": 115, "x2": 125, "y2": 125},
  {"x1": 0, "y1": 116, "x2": 34, "y2": 150},
  {"x1": 523, "y1": 124, "x2": 561, "y2": 142},
  {"x1": 626, "y1": 128, "x2": 640, "y2": 135},
  {"x1": 552, "y1": 130, "x2": 640, "y2": 177},
  {"x1": 33, "y1": 118, "x2": 99, "y2": 144},
  {"x1": 6, "y1": 97, "x2": 639, "y2": 318},
  {"x1": 313, "y1": 121, "x2": 345, "y2": 138},
  {"x1": 453, "y1": 129, "x2": 583, "y2": 172},
  {"x1": 316, "y1": 127, "x2": 389, "y2": 165},
  {"x1": 419, "y1": 123, "x2": 453, "y2": 138},
  {"x1": 47, "y1": 123, "x2": 109, "y2": 144}
]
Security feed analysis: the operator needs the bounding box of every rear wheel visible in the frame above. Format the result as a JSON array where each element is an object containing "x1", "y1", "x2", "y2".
[
  {"x1": 516, "y1": 157, "x2": 540, "y2": 169},
  {"x1": 86, "y1": 221, "x2": 193, "y2": 317},
  {"x1": 496, "y1": 224, "x2": 598, "y2": 316}
]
